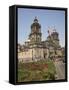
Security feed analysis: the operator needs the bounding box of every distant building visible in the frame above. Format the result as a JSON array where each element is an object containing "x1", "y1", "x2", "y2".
[{"x1": 18, "y1": 17, "x2": 64, "y2": 63}]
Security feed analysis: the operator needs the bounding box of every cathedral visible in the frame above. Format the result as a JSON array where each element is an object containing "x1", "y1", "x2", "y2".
[{"x1": 18, "y1": 17, "x2": 64, "y2": 63}]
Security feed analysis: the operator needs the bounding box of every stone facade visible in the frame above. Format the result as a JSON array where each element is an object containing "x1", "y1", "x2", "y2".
[{"x1": 18, "y1": 17, "x2": 64, "y2": 63}]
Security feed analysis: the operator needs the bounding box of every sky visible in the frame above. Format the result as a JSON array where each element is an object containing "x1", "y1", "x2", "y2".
[{"x1": 18, "y1": 8, "x2": 65, "y2": 47}]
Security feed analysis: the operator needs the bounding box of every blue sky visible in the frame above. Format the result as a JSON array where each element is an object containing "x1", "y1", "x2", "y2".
[{"x1": 18, "y1": 8, "x2": 65, "y2": 47}]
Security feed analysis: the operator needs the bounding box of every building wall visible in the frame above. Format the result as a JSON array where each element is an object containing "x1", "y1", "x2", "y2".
[
  {"x1": 18, "y1": 47, "x2": 52, "y2": 63},
  {"x1": 32, "y1": 48, "x2": 44, "y2": 61},
  {"x1": 43, "y1": 48, "x2": 49, "y2": 59},
  {"x1": 56, "y1": 49, "x2": 62, "y2": 56},
  {"x1": 18, "y1": 47, "x2": 47, "y2": 62},
  {"x1": 18, "y1": 49, "x2": 33, "y2": 62}
]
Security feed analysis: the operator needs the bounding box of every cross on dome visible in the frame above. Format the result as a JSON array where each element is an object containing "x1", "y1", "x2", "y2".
[{"x1": 34, "y1": 16, "x2": 38, "y2": 23}]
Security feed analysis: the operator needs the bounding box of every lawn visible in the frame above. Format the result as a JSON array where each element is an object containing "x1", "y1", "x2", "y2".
[{"x1": 18, "y1": 60, "x2": 56, "y2": 82}]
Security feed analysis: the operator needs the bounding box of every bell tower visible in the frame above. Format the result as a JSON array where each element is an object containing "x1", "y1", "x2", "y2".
[{"x1": 29, "y1": 17, "x2": 42, "y2": 44}]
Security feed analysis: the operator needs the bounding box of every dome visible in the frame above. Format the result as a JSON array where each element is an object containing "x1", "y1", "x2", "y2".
[
  {"x1": 31, "y1": 17, "x2": 41, "y2": 28},
  {"x1": 51, "y1": 28, "x2": 58, "y2": 35},
  {"x1": 51, "y1": 31, "x2": 58, "y2": 35}
]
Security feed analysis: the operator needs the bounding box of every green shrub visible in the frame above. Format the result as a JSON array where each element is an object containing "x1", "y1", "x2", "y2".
[{"x1": 18, "y1": 60, "x2": 56, "y2": 82}]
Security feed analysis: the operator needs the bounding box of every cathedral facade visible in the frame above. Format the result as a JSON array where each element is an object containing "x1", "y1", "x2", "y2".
[{"x1": 18, "y1": 17, "x2": 64, "y2": 63}]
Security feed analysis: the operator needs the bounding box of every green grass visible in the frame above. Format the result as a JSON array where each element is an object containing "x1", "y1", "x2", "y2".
[{"x1": 18, "y1": 60, "x2": 56, "y2": 82}]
